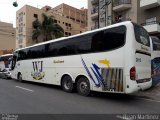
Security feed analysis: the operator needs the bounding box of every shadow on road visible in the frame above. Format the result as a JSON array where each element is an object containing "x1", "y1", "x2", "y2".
[
  {"x1": 11, "y1": 79, "x2": 155, "y2": 102},
  {"x1": 90, "y1": 92, "x2": 138, "y2": 102}
]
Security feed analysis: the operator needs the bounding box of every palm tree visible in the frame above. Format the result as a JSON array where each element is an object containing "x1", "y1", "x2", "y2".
[
  {"x1": 32, "y1": 14, "x2": 64, "y2": 43},
  {"x1": 42, "y1": 13, "x2": 64, "y2": 41},
  {"x1": 32, "y1": 18, "x2": 41, "y2": 43},
  {"x1": 51, "y1": 24, "x2": 64, "y2": 39}
]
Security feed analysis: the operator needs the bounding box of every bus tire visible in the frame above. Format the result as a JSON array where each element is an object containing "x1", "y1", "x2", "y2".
[
  {"x1": 61, "y1": 76, "x2": 73, "y2": 93},
  {"x1": 77, "y1": 77, "x2": 90, "y2": 96},
  {"x1": 18, "y1": 73, "x2": 23, "y2": 82}
]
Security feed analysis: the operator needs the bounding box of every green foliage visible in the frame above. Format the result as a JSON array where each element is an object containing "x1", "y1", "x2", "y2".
[
  {"x1": 52, "y1": 24, "x2": 64, "y2": 39},
  {"x1": 32, "y1": 29, "x2": 41, "y2": 40},
  {"x1": 32, "y1": 14, "x2": 64, "y2": 43},
  {"x1": 32, "y1": 19, "x2": 41, "y2": 29},
  {"x1": 32, "y1": 19, "x2": 41, "y2": 42}
]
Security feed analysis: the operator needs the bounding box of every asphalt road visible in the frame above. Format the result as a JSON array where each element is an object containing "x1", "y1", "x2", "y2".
[{"x1": 0, "y1": 78, "x2": 160, "y2": 115}]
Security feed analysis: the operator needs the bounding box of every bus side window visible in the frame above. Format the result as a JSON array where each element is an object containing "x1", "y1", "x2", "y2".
[
  {"x1": 91, "y1": 31, "x2": 104, "y2": 51},
  {"x1": 91, "y1": 26, "x2": 126, "y2": 52},
  {"x1": 59, "y1": 47, "x2": 68, "y2": 56},
  {"x1": 67, "y1": 45, "x2": 77, "y2": 55}
]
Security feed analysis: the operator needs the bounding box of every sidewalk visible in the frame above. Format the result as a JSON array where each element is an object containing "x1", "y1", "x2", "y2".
[{"x1": 133, "y1": 83, "x2": 160, "y2": 101}]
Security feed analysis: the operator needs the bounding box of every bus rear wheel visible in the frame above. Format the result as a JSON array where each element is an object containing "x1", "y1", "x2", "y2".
[
  {"x1": 61, "y1": 76, "x2": 73, "y2": 93},
  {"x1": 77, "y1": 77, "x2": 90, "y2": 96}
]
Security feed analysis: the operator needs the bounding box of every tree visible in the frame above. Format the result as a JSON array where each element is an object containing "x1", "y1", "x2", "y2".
[
  {"x1": 32, "y1": 14, "x2": 64, "y2": 43},
  {"x1": 42, "y1": 13, "x2": 64, "y2": 41},
  {"x1": 32, "y1": 18, "x2": 41, "y2": 43},
  {"x1": 51, "y1": 24, "x2": 64, "y2": 39}
]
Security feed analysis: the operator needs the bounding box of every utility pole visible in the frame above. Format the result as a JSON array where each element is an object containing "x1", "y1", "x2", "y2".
[{"x1": 98, "y1": 0, "x2": 112, "y2": 28}]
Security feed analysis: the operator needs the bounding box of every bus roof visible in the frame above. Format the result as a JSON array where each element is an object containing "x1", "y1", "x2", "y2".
[{"x1": 14, "y1": 21, "x2": 133, "y2": 52}]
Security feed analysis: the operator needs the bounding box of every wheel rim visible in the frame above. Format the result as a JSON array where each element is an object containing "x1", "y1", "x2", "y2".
[
  {"x1": 79, "y1": 81, "x2": 89, "y2": 94},
  {"x1": 64, "y1": 79, "x2": 72, "y2": 90},
  {"x1": 18, "y1": 74, "x2": 22, "y2": 81}
]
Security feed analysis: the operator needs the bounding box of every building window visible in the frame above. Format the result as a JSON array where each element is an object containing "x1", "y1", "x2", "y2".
[
  {"x1": 65, "y1": 23, "x2": 68, "y2": 26},
  {"x1": 65, "y1": 32, "x2": 71, "y2": 36},
  {"x1": 34, "y1": 14, "x2": 38, "y2": 18},
  {"x1": 76, "y1": 19, "x2": 80, "y2": 22},
  {"x1": 65, "y1": 32, "x2": 68, "y2": 36},
  {"x1": 68, "y1": 33, "x2": 71, "y2": 36},
  {"x1": 70, "y1": 17, "x2": 75, "y2": 21},
  {"x1": 54, "y1": 20, "x2": 57, "y2": 23},
  {"x1": 81, "y1": 21, "x2": 84, "y2": 23}
]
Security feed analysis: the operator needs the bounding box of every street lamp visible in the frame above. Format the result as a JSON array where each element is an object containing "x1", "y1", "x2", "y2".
[{"x1": 13, "y1": 1, "x2": 18, "y2": 7}]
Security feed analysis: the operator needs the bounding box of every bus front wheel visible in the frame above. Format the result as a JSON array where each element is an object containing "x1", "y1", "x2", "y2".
[
  {"x1": 61, "y1": 76, "x2": 73, "y2": 93},
  {"x1": 18, "y1": 73, "x2": 23, "y2": 82},
  {"x1": 77, "y1": 77, "x2": 90, "y2": 96}
]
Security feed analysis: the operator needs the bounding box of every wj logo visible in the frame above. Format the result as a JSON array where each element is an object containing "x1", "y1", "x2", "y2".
[{"x1": 31, "y1": 61, "x2": 45, "y2": 80}]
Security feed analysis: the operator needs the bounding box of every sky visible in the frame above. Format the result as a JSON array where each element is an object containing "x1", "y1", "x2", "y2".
[{"x1": 0, "y1": 0, "x2": 87, "y2": 27}]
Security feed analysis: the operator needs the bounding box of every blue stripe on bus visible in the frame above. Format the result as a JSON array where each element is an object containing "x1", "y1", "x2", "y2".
[{"x1": 81, "y1": 58, "x2": 101, "y2": 87}]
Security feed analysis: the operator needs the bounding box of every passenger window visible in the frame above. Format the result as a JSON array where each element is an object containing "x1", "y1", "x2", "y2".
[{"x1": 91, "y1": 26, "x2": 126, "y2": 52}]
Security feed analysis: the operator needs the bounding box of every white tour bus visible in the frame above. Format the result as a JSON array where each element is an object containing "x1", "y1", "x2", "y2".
[
  {"x1": 150, "y1": 36, "x2": 160, "y2": 86},
  {"x1": 0, "y1": 54, "x2": 13, "y2": 71},
  {"x1": 11, "y1": 21, "x2": 152, "y2": 96}
]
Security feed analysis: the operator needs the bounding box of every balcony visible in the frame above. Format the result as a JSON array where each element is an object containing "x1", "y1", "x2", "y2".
[
  {"x1": 140, "y1": 0, "x2": 160, "y2": 9},
  {"x1": 113, "y1": 17, "x2": 131, "y2": 23},
  {"x1": 142, "y1": 21, "x2": 160, "y2": 34},
  {"x1": 113, "y1": 0, "x2": 132, "y2": 12},
  {"x1": 91, "y1": 6, "x2": 98, "y2": 19},
  {"x1": 91, "y1": 0, "x2": 99, "y2": 5}
]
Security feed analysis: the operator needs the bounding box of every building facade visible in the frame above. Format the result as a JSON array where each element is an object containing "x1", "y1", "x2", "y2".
[
  {"x1": 88, "y1": 0, "x2": 160, "y2": 37},
  {"x1": 0, "y1": 22, "x2": 16, "y2": 55},
  {"x1": 16, "y1": 5, "x2": 87, "y2": 49},
  {"x1": 52, "y1": 3, "x2": 88, "y2": 28}
]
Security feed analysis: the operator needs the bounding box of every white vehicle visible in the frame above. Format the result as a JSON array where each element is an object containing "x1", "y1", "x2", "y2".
[
  {"x1": 0, "y1": 68, "x2": 12, "y2": 79},
  {"x1": 10, "y1": 21, "x2": 152, "y2": 96},
  {"x1": 150, "y1": 36, "x2": 160, "y2": 86},
  {"x1": 0, "y1": 54, "x2": 12, "y2": 72}
]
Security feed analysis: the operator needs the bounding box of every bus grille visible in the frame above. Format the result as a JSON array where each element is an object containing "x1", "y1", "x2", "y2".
[{"x1": 101, "y1": 68, "x2": 123, "y2": 92}]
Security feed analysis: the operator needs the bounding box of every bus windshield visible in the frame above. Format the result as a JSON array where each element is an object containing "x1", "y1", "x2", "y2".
[
  {"x1": 134, "y1": 24, "x2": 150, "y2": 47},
  {"x1": 0, "y1": 55, "x2": 12, "y2": 68},
  {"x1": 10, "y1": 53, "x2": 18, "y2": 70}
]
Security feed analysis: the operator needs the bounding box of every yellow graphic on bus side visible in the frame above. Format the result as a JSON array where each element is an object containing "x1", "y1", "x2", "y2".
[{"x1": 99, "y1": 59, "x2": 110, "y2": 68}]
